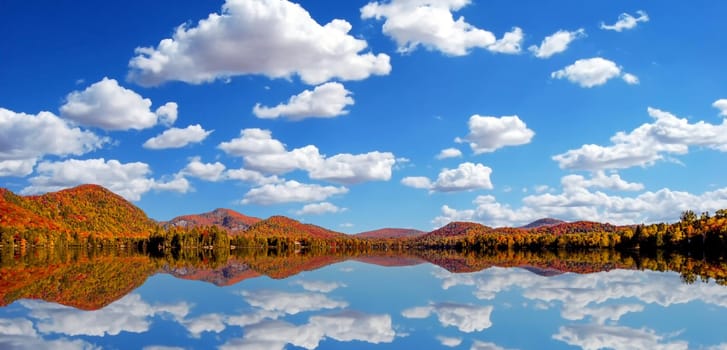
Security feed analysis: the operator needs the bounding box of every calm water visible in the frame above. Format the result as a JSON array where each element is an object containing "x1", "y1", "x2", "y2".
[{"x1": 2, "y1": 253, "x2": 727, "y2": 349}]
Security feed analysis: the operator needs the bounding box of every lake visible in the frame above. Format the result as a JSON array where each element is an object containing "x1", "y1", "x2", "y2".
[{"x1": 1, "y1": 249, "x2": 727, "y2": 349}]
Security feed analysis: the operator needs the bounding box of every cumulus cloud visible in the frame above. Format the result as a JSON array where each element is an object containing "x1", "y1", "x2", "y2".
[
  {"x1": 437, "y1": 335, "x2": 463, "y2": 347},
  {"x1": 436, "y1": 147, "x2": 462, "y2": 159},
  {"x1": 401, "y1": 176, "x2": 433, "y2": 189},
  {"x1": 21, "y1": 158, "x2": 190, "y2": 201},
  {"x1": 128, "y1": 0, "x2": 390, "y2": 86},
  {"x1": 181, "y1": 157, "x2": 227, "y2": 181},
  {"x1": 224, "y1": 168, "x2": 282, "y2": 185},
  {"x1": 221, "y1": 311, "x2": 395, "y2": 350},
  {"x1": 60, "y1": 77, "x2": 175, "y2": 130},
  {"x1": 432, "y1": 173, "x2": 727, "y2": 227},
  {"x1": 713, "y1": 99, "x2": 727, "y2": 116},
  {"x1": 180, "y1": 314, "x2": 226, "y2": 338},
  {"x1": 0, "y1": 108, "x2": 106, "y2": 176},
  {"x1": 143, "y1": 124, "x2": 212, "y2": 149},
  {"x1": 361, "y1": 0, "x2": 521, "y2": 56},
  {"x1": 528, "y1": 28, "x2": 585, "y2": 58},
  {"x1": 487, "y1": 27, "x2": 524, "y2": 54},
  {"x1": 553, "y1": 107, "x2": 727, "y2": 171},
  {"x1": 402, "y1": 302, "x2": 493, "y2": 333},
  {"x1": 295, "y1": 202, "x2": 346, "y2": 215},
  {"x1": 219, "y1": 128, "x2": 396, "y2": 184},
  {"x1": 0, "y1": 318, "x2": 97, "y2": 350},
  {"x1": 292, "y1": 280, "x2": 346, "y2": 293},
  {"x1": 551, "y1": 57, "x2": 636, "y2": 88},
  {"x1": 470, "y1": 341, "x2": 511, "y2": 350},
  {"x1": 554, "y1": 324, "x2": 687, "y2": 350},
  {"x1": 456, "y1": 115, "x2": 534, "y2": 154},
  {"x1": 601, "y1": 11, "x2": 650, "y2": 32},
  {"x1": 241, "y1": 180, "x2": 348, "y2": 205},
  {"x1": 22, "y1": 294, "x2": 189, "y2": 337},
  {"x1": 403, "y1": 163, "x2": 493, "y2": 193},
  {"x1": 253, "y1": 82, "x2": 354, "y2": 120},
  {"x1": 622, "y1": 73, "x2": 640, "y2": 85},
  {"x1": 241, "y1": 290, "x2": 347, "y2": 315}
]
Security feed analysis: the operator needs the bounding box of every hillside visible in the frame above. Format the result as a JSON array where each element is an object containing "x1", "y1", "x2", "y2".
[
  {"x1": 163, "y1": 208, "x2": 260, "y2": 235},
  {"x1": 244, "y1": 216, "x2": 345, "y2": 240},
  {"x1": 520, "y1": 218, "x2": 565, "y2": 229},
  {"x1": 421, "y1": 221, "x2": 492, "y2": 239},
  {"x1": 355, "y1": 228, "x2": 425, "y2": 239},
  {"x1": 0, "y1": 185, "x2": 157, "y2": 239}
]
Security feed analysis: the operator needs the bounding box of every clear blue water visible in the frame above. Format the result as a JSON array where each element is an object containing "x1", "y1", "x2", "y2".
[{"x1": 2, "y1": 259, "x2": 727, "y2": 349}]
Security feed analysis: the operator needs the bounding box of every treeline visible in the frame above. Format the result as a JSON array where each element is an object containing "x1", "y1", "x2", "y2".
[{"x1": 414, "y1": 210, "x2": 727, "y2": 256}]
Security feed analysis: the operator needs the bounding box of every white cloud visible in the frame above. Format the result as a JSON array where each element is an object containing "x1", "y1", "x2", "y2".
[
  {"x1": 128, "y1": 0, "x2": 390, "y2": 86},
  {"x1": 471, "y1": 341, "x2": 510, "y2": 350},
  {"x1": 224, "y1": 168, "x2": 282, "y2": 185},
  {"x1": 437, "y1": 335, "x2": 463, "y2": 347},
  {"x1": 181, "y1": 314, "x2": 226, "y2": 338},
  {"x1": 487, "y1": 27, "x2": 524, "y2": 54},
  {"x1": 404, "y1": 162, "x2": 493, "y2": 193},
  {"x1": 292, "y1": 280, "x2": 346, "y2": 293},
  {"x1": 456, "y1": 115, "x2": 534, "y2": 153},
  {"x1": 402, "y1": 302, "x2": 493, "y2": 333},
  {"x1": 622, "y1": 73, "x2": 640, "y2": 85},
  {"x1": 308, "y1": 152, "x2": 396, "y2": 184},
  {"x1": 0, "y1": 318, "x2": 97, "y2": 350},
  {"x1": 713, "y1": 99, "x2": 727, "y2": 116},
  {"x1": 432, "y1": 162, "x2": 493, "y2": 192},
  {"x1": 401, "y1": 176, "x2": 433, "y2": 189},
  {"x1": 21, "y1": 158, "x2": 190, "y2": 201},
  {"x1": 219, "y1": 128, "x2": 396, "y2": 184},
  {"x1": 554, "y1": 324, "x2": 687, "y2": 350},
  {"x1": 436, "y1": 147, "x2": 462, "y2": 159},
  {"x1": 143, "y1": 124, "x2": 212, "y2": 149},
  {"x1": 181, "y1": 157, "x2": 227, "y2": 181},
  {"x1": 432, "y1": 173, "x2": 727, "y2": 227},
  {"x1": 0, "y1": 159, "x2": 37, "y2": 177},
  {"x1": 295, "y1": 202, "x2": 346, "y2": 215},
  {"x1": 528, "y1": 28, "x2": 585, "y2": 58},
  {"x1": 22, "y1": 294, "x2": 189, "y2": 337},
  {"x1": 60, "y1": 77, "x2": 174, "y2": 130},
  {"x1": 601, "y1": 11, "x2": 650, "y2": 32},
  {"x1": 241, "y1": 180, "x2": 347, "y2": 205},
  {"x1": 561, "y1": 171, "x2": 644, "y2": 192},
  {"x1": 551, "y1": 57, "x2": 635, "y2": 88},
  {"x1": 0, "y1": 108, "x2": 106, "y2": 176},
  {"x1": 361, "y1": 0, "x2": 520, "y2": 56},
  {"x1": 221, "y1": 311, "x2": 395, "y2": 350},
  {"x1": 553, "y1": 107, "x2": 727, "y2": 171},
  {"x1": 155, "y1": 102, "x2": 178, "y2": 126},
  {"x1": 253, "y1": 82, "x2": 354, "y2": 120},
  {"x1": 241, "y1": 290, "x2": 347, "y2": 315}
]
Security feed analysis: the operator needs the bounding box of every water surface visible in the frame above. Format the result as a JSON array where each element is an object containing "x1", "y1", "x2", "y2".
[{"x1": 1, "y1": 250, "x2": 727, "y2": 349}]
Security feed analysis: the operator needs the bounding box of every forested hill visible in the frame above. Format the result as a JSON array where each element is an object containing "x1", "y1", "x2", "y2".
[{"x1": 0, "y1": 184, "x2": 157, "y2": 241}]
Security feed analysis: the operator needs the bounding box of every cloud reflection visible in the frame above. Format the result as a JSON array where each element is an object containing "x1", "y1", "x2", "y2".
[{"x1": 402, "y1": 302, "x2": 493, "y2": 333}]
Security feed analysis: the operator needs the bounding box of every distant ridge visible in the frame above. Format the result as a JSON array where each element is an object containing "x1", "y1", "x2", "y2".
[
  {"x1": 520, "y1": 218, "x2": 565, "y2": 229},
  {"x1": 163, "y1": 208, "x2": 260, "y2": 234},
  {"x1": 355, "y1": 228, "x2": 426, "y2": 239}
]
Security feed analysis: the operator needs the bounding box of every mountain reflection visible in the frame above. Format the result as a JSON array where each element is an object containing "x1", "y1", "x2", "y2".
[{"x1": 2, "y1": 248, "x2": 727, "y2": 349}]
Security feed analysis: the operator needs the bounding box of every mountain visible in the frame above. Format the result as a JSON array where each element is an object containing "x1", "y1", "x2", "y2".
[
  {"x1": 355, "y1": 228, "x2": 426, "y2": 239},
  {"x1": 420, "y1": 221, "x2": 492, "y2": 239},
  {"x1": 520, "y1": 218, "x2": 565, "y2": 229},
  {"x1": 163, "y1": 208, "x2": 260, "y2": 235},
  {"x1": 245, "y1": 216, "x2": 345, "y2": 239},
  {"x1": 0, "y1": 184, "x2": 156, "y2": 238}
]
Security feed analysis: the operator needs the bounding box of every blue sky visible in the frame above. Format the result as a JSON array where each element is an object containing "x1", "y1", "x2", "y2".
[{"x1": 1, "y1": 0, "x2": 726, "y2": 232}]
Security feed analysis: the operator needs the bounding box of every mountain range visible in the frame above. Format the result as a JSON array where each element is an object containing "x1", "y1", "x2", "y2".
[{"x1": 1, "y1": 184, "x2": 617, "y2": 241}]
